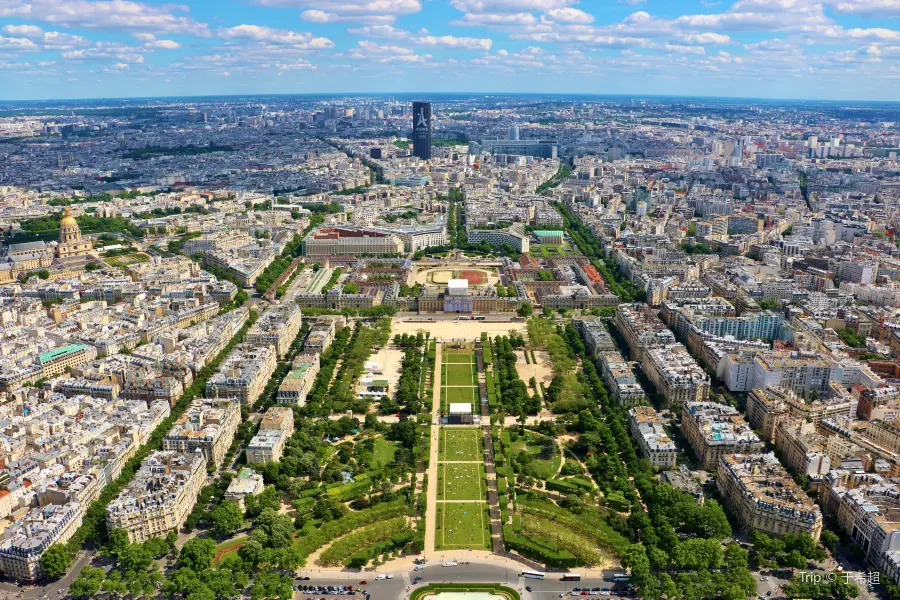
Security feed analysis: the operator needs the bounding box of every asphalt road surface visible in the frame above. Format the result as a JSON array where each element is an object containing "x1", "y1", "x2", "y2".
[{"x1": 296, "y1": 563, "x2": 624, "y2": 600}]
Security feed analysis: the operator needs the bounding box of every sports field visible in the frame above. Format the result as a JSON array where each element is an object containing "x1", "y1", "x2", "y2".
[
  {"x1": 435, "y1": 502, "x2": 491, "y2": 550},
  {"x1": 438, "y1": 463, "x2": 485, "y2": 501},
  {"x1": 439, "y1": 428, "x2": 483, "y2": 462}
]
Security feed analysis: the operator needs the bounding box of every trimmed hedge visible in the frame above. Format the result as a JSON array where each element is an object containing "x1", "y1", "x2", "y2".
[
  {"x1": 318, "y1": 517, "x2": 412, "y2": 567},
  {"x1": 411, "y1": 584, "x2": 519, "y2": 600},
  {"x1": 503, "y1": 525, "x2": 579, "y2": 569},
  {"x1": 293, "y1": 500, "x2": 410, "y2": 562},
  {"x1": 546, "y1": 478, "x2": 584, "y2": 495}
]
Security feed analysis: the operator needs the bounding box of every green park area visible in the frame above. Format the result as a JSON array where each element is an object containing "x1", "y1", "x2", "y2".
[
  {"x1": 438, "y1": 463, "x2": 486, "y2": 501},
  {"x1": 439, "y1": 346, "x2": 479, "y2": 414},
  {"x1": 507, "y1": 429, "x2": 561, "y2": 480},
  {"x1": 435, "y1": 502, "x2": 492, "y2": 550},
  {"x1": 444, "y1": 363, "x2": 476, "y2": 386},
  {"x1": 439, "y1": 428, "x2": 483, "y2": 462}
]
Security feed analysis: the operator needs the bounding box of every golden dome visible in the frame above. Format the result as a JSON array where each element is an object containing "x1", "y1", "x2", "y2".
[{"x1": 59, "y1": 208, "x2": 78, "y2": 229}]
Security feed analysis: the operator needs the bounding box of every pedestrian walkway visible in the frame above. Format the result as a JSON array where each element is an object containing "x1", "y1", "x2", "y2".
[
  {"x1": 476, "y1": 344, "x2": 504, "y2": 553},
  {"x1": 423, "y1": 342, "x2": 442, "y2": 557}
]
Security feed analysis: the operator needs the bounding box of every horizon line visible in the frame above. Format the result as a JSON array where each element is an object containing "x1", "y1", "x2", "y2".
[{"x1": 2, "y1": 91, "x2": 900, "y2": 106}]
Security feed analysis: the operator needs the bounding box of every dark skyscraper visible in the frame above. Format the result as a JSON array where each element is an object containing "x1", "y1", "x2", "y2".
[{"x1": 412, "y1": 101, "x2": 432, "y2": 160}]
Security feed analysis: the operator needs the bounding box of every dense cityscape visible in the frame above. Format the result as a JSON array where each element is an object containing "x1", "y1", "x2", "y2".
[{"x1": 3, "y1": 85, "x2": 900, "y2": 600}]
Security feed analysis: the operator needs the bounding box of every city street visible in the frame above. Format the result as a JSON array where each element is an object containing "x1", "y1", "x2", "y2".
[{"x1": 296, "y1": 562, "x2": 622, "y2": 600}]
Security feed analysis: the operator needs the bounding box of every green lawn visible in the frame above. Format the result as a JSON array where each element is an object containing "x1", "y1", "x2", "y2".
[
  {"x1": 444, "y1": 363, "x2": 476, "y2": 386},
  {"x1": 439, "y1": 428, "x2": 482, "y2": 462},
  {"x1": 532, "y1": 244, "x2": 568, "y2": 258},
  {"x1": 435, "y1": 502, "x2": 491, "y2": 550},
  {"x1": 103, "y1": 252, "x2": 151, "y2": 267},
  {"x1": 438, "y1": 463, "x2": 485, "y2": 501},
  {"x1": 510, "y1": 433, "x2": 562, "y2": 480},
  {"x1": 444, "y1": 353, "x2": 475, "y2": 364},
  {"x1": 372, "y1": 437, "x2": 398, "y2": 467},
  {"x1": 445, "y1": 386, "x2": 477, "y2": 405}
]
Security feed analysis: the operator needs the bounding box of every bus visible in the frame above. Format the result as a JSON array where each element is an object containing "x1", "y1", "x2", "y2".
[
  {"x1": 520, "y1": 570, "x2": 546, "y2": 580},
  {"x1": 612, "y1": 574, "x2": 631, "y2": 582},
  {"x1": 474, "y1": 316, "x2": 486, "y2": 321},
  {"x1": 561, "y1": 574, "x2": 582, "y2": 582}
]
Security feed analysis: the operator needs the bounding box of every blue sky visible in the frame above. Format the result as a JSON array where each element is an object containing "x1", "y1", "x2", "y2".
[{"x1": 2, "y1": 0, "x2": 900, "y2": 101}]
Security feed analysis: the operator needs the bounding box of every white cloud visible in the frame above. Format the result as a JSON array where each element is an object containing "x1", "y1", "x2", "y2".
[
  {"x1": 218, "y1": 25, "x2": 334, "y2": 48},
  {"x1": 681, "y1": 32, "x2": 731, "y2": 44},
  {"x1": 254, "y1": 0, "x2": 420, "y2": 23},
  {"x1": 347, "y1": 24, "x2": 410, "y2": 39},
  {"x1": 345, "y1": 39, "x2": 435, "y2": 63},
  {"x1": 0, "y1": 36, "x2": 39, "y2": 51},
  {"x1": 452, "y1": 12, "x2": 537, "y2": 27},
  {"x1": 2, "y1": 24, "x2": 43, "y2": 38},
  {"x1": 62, "y1": 43, "x2": 145, "y2": 63},
  {"x1": 665, "y1": 43, "x2": 706, "y2": 54},
  {"x1": 450, "y1": 0, "x2": 573, "y2": 12},
  {"x1": 1, "y1": 24, "x2": 89, "y2": 50},
  {"x1": 543, "y1": 8, "x2": 594, "y2": 24},
  {"x1": 0, "y1": 0, "x2": 211, "y2": 36},
  {"x1": 620, "y1": 0, "x2": 647, "y2": 4},
  {"x1": 300, "y1": 10, "x2": 395, "y2": 24},
  {"x1": 352, "y1": 40, "x2": 414, "y2": 55},
  {"x1": 40, "y1": 31, "x2": 90, "y2": 49},
  {"x1": 276, "y1": 58, "x2": 316, "y2": 69},
  {"x1": 670, "y1": 0, "x2": 832, "y2": 32},
  {"x1": 412, "y1": 35, "x2": 492, "y2": 50},
  {"x1": 824, "y1": 0, "x2": 900, "y2": 18},
  {"x1": 144, "y1": 39, "x2": 180, "y2": 49},
  {"x1": 843, "y1": 27, "x2": 900, "y2": 41},
  {"x1": 743, "y1": 37, "x2": 794, "y2": 51}
]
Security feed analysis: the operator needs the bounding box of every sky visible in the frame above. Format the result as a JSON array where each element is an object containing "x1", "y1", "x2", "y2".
[{"x1": 3, "y1": 0, "x2": 900, "y2": 101}]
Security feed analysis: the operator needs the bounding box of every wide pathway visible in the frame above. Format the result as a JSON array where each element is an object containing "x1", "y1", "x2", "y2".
[
  {"x1": 423, "y1": 342, "x2": 442, "y2": 557},
  {"x1": 476, "y1": 344, "x2": 504, "y2": 553}
]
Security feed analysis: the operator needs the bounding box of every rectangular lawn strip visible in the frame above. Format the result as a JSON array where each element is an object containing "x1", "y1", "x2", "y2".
[
  {"x1": 444, "y1": 386, "x2": 477, "y2": 405},
  {"x1": 439, "y1": 428, "x2": 483, "y2": 462},
  {"x1": 436, "y1": 502, "x2": 491, "y2": 550},
  {"x1": 444, "y1": 355, "x2": 474, "y2": 364},
  {"x1": 445, "y1": 364, "x2": 476, "y2": 386},
  {"x1": 438, "y1": 462, "x2": 485, "y2": 501}
]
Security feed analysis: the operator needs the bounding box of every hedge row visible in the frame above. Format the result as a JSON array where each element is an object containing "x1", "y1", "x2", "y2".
[
  {"x1": 502, "y1": 525, "x2": 579, "y2": 569},
  {"x1": 411, "y1": 584, "x2": 520, "y2": 600},
  {"x1": 318, "y1": 517, "x2": 411, "y2": 567},
  {"x1": 545, "y1": 478, "x2": 585, "y2": 496},
  {"x1": 294, "y1": 500, "x2": 411, "y2": 561}
]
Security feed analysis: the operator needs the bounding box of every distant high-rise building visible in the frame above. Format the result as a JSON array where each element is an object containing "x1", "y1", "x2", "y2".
[
  {"x1": 508, "y1": 125, "x2": 520, "y2": 141},
  {"x1": 412, "y1": 101, "x2": 432, "y2": 160}
]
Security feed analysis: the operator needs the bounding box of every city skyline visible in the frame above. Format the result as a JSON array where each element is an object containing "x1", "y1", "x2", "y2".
[{"x1": 4, "y1": 0, "x2": 900, "y2": 101}]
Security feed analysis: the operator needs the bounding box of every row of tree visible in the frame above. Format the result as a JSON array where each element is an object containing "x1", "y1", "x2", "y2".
[
  {"x1": 553, "y1": 202, "x2": 646, "y2": 303},
  {"x1": 492, "y1": 335, "x2": 541, "y2": 416}
]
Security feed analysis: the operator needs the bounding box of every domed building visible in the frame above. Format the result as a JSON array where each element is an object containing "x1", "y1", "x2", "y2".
[{"x1": 55, "y1": 208, "x2": 93, "y2": 259}]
